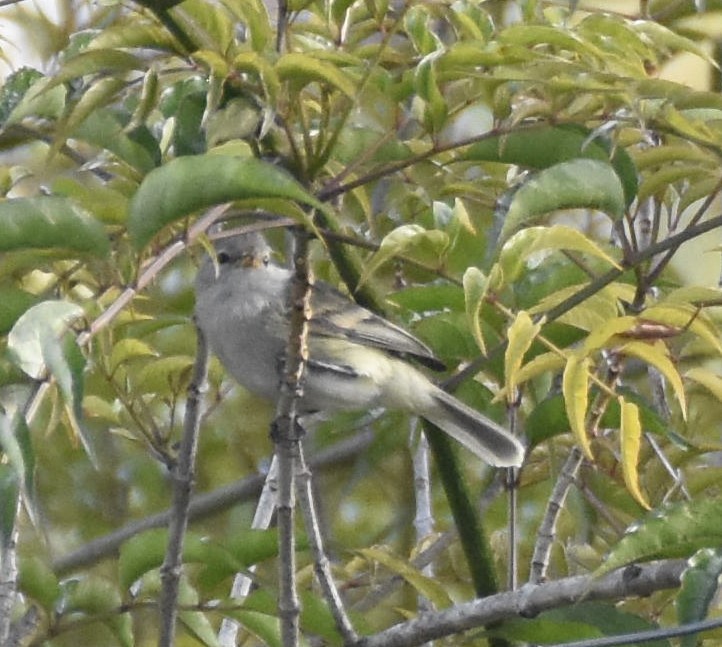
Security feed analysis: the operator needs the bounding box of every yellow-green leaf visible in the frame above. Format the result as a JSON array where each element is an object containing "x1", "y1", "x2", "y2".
[
  {"x1": 358, "y1": 225, "x2": 448, "y2": 288},
  {"x1": 276, "y1": 52, "x2": 356, "y2": 98},
  {"x1": 462, "y1": 266, "x2": 489, "y2": 355},
  {"x1": 619, "y1": 398, "x2": 651, "y2": 510},
  {"x1": 563, "y1": 354, "x2": 592, "y2": 460},
  {"x1": 233, "y1": 51, "x2": 280, "y2": 104},
  {"x1": 508, "y1": 351, "x2": 566, "y2": 394},
  {"x1": 499, "y1": 225, "x2": 621, "y2": 284},
  {"x1": 109, "y1": 338, "x2": 158, "y2": 374},
  {"x1": 620, "y1": 340, "x2": 686, "y2": 420},
  {"x1": 582, "y1": 316, "x2": 637, "y2": 353},
  {"x1": 504, "y1": 311, "x2": 542, "y2": 403},
  {"x1": 644, "y1": 304, "x2": 722, "y2": 355},
  {"x1": 529, "y1": 284, "x2": 621, "y2": 331},
  {"x1": 359, "y1": 546, "x2": 452, "y2": 609},
  {"x1": 685, "y1": 367, "x2": 722, "y2": 402}
]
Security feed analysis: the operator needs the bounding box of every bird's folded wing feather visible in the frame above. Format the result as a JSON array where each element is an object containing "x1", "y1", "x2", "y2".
[{"x1": 308, "y1": 282, "x2": 445, "y2": 370}]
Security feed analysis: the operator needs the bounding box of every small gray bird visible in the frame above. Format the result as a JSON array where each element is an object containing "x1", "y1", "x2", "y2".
[{"x1": 194, "y1": 233, "x2": 524, "y2": 467}]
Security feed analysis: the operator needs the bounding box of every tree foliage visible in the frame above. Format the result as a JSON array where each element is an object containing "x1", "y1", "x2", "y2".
[{"x1": 2, "y1": 0, "x2": 722, "y2": 645}]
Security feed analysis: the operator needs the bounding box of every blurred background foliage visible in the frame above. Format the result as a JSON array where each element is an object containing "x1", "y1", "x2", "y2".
[{"x1": 2, "y1": 0, "x2": 722, "y2": 645}]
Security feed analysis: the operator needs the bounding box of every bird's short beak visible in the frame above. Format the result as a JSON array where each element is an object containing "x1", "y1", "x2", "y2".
[{"x1": 241, "y1": 255, "x2": 265, "y2": 268}]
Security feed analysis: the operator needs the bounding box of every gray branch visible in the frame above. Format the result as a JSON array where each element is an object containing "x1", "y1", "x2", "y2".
[{"x1": 353, "y1": 559, "x2": 686, "y2": 647}]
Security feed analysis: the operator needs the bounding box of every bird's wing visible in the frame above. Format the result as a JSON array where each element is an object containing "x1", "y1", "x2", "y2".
[{"x1": 309, "y1": 281, "x2": 445, "y2": 371}]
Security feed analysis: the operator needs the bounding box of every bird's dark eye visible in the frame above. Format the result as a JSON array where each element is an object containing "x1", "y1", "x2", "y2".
[{"x1": 217, "y1": 251, "x2": 231, "y2": 264}]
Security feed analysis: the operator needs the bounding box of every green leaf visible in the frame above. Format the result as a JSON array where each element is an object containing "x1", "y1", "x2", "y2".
[
  {"x1": 389, "y1": 283, "x2": 465, "y2": 313},
  {"x1": 119, "y1": 528, "x2": 167, "y2": 590},
  {"x1": 128, "y1": 155, "x2": 324, "y2": 249},
  {"x1": 620, "y1": 340, "x2": 686, "y2": 420},
  {"x1": 232, "y1": 51, "x2": 280, "y2": 104},
  {"x1": 74, "y1": 109, "x2": 160, "y2": 172},
  {"x1": 48, "y1": 49, "x2": 144, "y2": 88},
  {"x1": 597, "y1": 498, "x2": 722, "y2": 577},
  {"x1": 227, "y1": 0, "x2": 272, "y2": 52},
  {"x1": 44, "y1": 333, "x2": 92, "y2": 459},
  {"x1": 358, "y1": 225, "x2": 449, "y2": 287},
  {"x1": 52, "y1": 177, "x2": 129, "y2": 225},
  {"x1": 0, "y1": 197, "x2": 110, "y2": 256},
  {"x1": 65, "y1": 576, "x2": 133, "y2": 647},
  {"x1": 358, "y1": 546, "x2": 452, "y2": 609},
  {"x1": 563, "y1": 354, "x2": 592, "y2": 460},
  {"x1": 226, "y1": 610, "x2": 281, "y2": 647},
  {"x1": 136, "y1": 355, "x2": 194, "y2": 393},
  {"x1": 7, "y1": 300, "x2": 85, "y2": 379},
  {"x1": 500, "y1": 160, "x2": 626, "y2": 243},
  {"x1": 504, "y1": 311, "x2": 542, "y2": 401},
  {"x1": 119, "y1": 528, "x2": 277, "y2": 592},
  {"x1": 1, "y1": 412, "x2": 36, "y2": 522},
  {"x1": 8, "y1": 302, "x2": 96, "y2": 464},
  {"x1": 498, "y1": 225, "x2": 621, "y2": 286},
  {"x1": 225, "y1": 528, "x2": 279, "y2": 568},
  {"x1": 619, "y1": 398, "x2": 650, "y2": 510},
  {"x1": 463, "y1": 125, "x2": 638, "y2": 206},
  {"x1": 633, "y1": 21, "x2": 719, "y2": 69},
  {"x1": 86, "y1": 20, "x2": 178, "y2": 51},
  {"x1": 0, "y1": 464, "x2": 18, "y2": 550},
  {"x1": 405, "y1": 6, "x2": 439, "y2": 55},
  {"x1": 526, "y1": 394, "x2": 570, "y2": 447},
  {"x1": 677, "y1": 548, "x2": 722, "y2": 647},
  {"x1": 0, "y1": 67, "x2": 43, "y2": 123},
  {"x1": 415, "y1": 56, "x2": 447, "y2": 132},
  {"x1": 4, "y1": 75, "x2": 67, "y2": 125},
  {"x1": 19, "y1": 556, "x2": 62, "y2": 612},
  {"x1": 178, "y1": 578, "x2": 221, "y2": 647},
  {"x1": 276, "y1": 52, "x2": 356, "y2": 98},
  {"x1": 109, "y1": 338, "x2": 158, "y2": 374},
  {"x1": 299, "y1": 591, "x2": 343, "y2": 645},
  {"x1": 51, "y1": 77, "x2": 127, "y2": 156},
  {"x1": 0, "y1": 287, "x2": 38, "y2": 335},
  {"x1": 463, "y1": 267, "x2": 490, "y2": 355},
  {"x1": 498, "y1": 602, "x2": 670, "y2": 646}
]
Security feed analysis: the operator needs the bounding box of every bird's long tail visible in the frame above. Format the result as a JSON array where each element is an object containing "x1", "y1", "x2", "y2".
[{"x1": 422, "y1": 387, "x2": 525, "y2": 467}]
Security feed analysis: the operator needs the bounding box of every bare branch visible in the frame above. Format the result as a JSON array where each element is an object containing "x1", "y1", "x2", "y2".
[
  {"x1": 353, "y1": 560, "x2": 686, "y2": 647},
  {"x1": 529, "y1": 447, "x2": 584, "y2": 585},
  {"x1": 273, "y1": 227, "x2": 313, "y2": 647},
  {"x1": 158, "y1": 324, "x2": 209, "y2": 647},
  {"x1": 296, "y1": 445, "x2": 358, "y2": 643}
]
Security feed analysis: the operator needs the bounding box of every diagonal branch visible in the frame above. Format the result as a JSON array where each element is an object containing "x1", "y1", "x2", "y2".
[{"x1": 353, "y1": 559, "x2": 686, "y2": 647}]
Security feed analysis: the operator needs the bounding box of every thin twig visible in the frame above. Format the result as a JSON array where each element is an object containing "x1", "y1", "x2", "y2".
[
  {"x1": 296, "y1": 444, "x2": 358, "y2": 643},
  {"x1": 157, "y1": 323, "x2": 209, "y2": 647},
  {"x1": 410, "y1": 421, "x2": 434, "y2": 624},
  {"x1": 645, "y1": 176, "x2": 722, "y2": 286},
  {"x1": 529, "y1": 447, "x2": 584, "y2": 585},
  {"x1": 506, "y1": 398, "x2": 520, "y2": 591}
]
